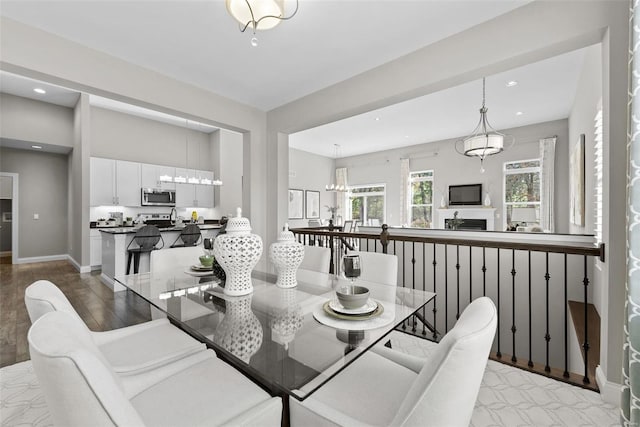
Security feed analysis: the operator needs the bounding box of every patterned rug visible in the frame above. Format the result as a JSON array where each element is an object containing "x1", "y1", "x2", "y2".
[
  {"x1": 388, "y1": 331, "x2": 620, "y2": 427},
  {"x1": 1, "y1": 334, "x2": 620, "y2": 426}
]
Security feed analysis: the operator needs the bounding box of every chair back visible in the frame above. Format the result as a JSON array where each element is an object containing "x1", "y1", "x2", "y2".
[
  {"x1": 347, "y1": 250, "x2": 398, "y2": 286},
  {"x1": 392, "y1": 297, "x2": 497, "y2": 426},
  {"x1": 342, "y1": 220, "x2": 354, "y2": 232},
  {"x1": 24, "y1": 280, "x2": 83, "y2": 324},
  {"x1": 307, "y1": 219, "x2": 322, "y2": 227},
  {"x1": 299, "y1": 245, "x2": 331, "y2": 274},
  {"x1": 130, "y1": 225, "x2": 163, "y2": 250},
  {"x1": 150, "y1": 246, "x2": 203, "y2": 275},
  {"x1": 28, "y1": 311, "x2": 145, "y2": 426},
  {"x1": 173, "y1": 224, "x2": 202, "y2": 247}
]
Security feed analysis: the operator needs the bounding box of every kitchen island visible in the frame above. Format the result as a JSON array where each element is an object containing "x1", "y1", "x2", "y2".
[{"x1": 99, "y1": 224, "x2": 221, "y2": 291}]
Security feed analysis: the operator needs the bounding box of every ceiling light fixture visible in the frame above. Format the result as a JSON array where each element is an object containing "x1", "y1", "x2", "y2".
[
  {"x1": 31, "y1": 145, "x2": 42, "y2": 149},
  {"x1": 506, "y1": 80, "x2": 518, "y2": 87},
  {"x1": 33, "y1": 88, "x2": 46, "y2": 94},
  {"x1": 326, "y1": 144, "x2": 347, "y2": 192},
  {"x1": 226, "y1": 0, "x2": 299, "y2": 47},
  {"x1": 455, "y1": 78, "x2": 514, "y2": 173},
  {"x1": 516, "y1": 111, "x2": 524, "y2": 116}
]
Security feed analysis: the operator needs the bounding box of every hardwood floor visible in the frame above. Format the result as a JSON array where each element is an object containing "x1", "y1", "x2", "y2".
[{"x1": 0, "y1": 260, "x2": 153, "y2": 368}]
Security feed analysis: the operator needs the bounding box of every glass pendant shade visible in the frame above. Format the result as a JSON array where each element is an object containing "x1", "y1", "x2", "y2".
[
  {"x1": 226, "y1": 0, "x2": 284, "y2": 31},
  {"x1": 463, "y1": 134, "x2": 504, "y2": 157}
]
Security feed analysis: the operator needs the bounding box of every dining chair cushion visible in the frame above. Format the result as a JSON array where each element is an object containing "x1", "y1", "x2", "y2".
[
  {"x1": 24, "y1": 280, "x2": 206, "y2": 374},
  {"x1": 347, "y1": 251, "x2": 398, "y2": 286},
  {"x1": 29, "y1": 311, "x2": 282, "y2": 427},
  {"x1": 300, "y1": 245, "x2": 331, "y2": 274},
  {"x1": 150, "y1": 245, "x2": 203, "y2": 274}
]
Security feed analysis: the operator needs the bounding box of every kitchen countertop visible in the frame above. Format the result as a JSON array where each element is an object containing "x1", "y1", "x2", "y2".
[{"x1": 98, "y1": 224, "x2": 222, "y2": 234}]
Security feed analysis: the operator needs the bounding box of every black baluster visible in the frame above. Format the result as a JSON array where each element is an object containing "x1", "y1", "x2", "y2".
[
  {"x1": 544, "y1": 252, "x2": 551, "y2": 373},
  {"x1": 497, "y1": 248, "x2": 501, "y2": 359},
  {"x1": 366, "y1": 238, "x2": 370, "y2": 252},
  {"x1": 432, "y1": 243, "x2": 438, "y2": 340},
  {"x1": 422, "y1": 242, "x2": 427, "y2": 336},
  {"x1": 469, "y1": 246, "x2": 473, "y2": 304},
  {"x1": 564, "y1": 253, "x2": 569, "y2": 378},
  {"x1": 511, "y1": 249, "x2": 517, "y2": 363},
  {"x1": 583, "y1": 256, "x2": 590, "y2": 384},
  {"x1": 412, "y1": 242, "x2": 416, "y2": 332},
  {"x1": 482, "y1": 247, "x2": 487, "y2": 296},
  {"x1": 445, "y1": 244, "x2": 449, "y2": 332},
  {"x1": 456, "y1": 245, "x2": 460, "y2": 320},
  {"x1": 528, "y1": 250, "x2": 533, "y2": 368}
]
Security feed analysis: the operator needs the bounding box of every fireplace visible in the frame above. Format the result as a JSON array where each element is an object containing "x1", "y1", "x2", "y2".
[{"x1": 445, "y1": 218, "x2": 487, "y2": 231}]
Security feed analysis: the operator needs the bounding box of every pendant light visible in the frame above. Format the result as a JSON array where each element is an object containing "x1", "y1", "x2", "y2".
[
  {"x1": 455, "y1": 78, "x2": 514, "y2": 173},
  {"x1": 226, "y1": 0, "x2": 299, "y2": 46},
  {"x1": 326, "y1": 144, "x2": 347, "y2": 192}
]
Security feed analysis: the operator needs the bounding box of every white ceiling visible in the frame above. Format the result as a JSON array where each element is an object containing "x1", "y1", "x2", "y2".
[{"x1": 0, "y1": 0, "x2": 588, "y2": 159}]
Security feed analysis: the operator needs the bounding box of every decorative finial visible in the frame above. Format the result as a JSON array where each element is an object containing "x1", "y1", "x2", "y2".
[
  {"x1": 284, "y1": 223, "x2": 289, "y2": 231},
  {"x1": 236, "y1": 207, "x2": 242, "y2": 218}
]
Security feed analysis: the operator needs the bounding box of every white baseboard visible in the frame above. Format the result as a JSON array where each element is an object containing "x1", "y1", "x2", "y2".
[
  {"x1": 596, "y1": 365, "x2": 621, "y2": 406},
  {"x1": 16, "y1": 254, "x2": 68, "y2": 264},
  {"x1": 67, "y1": 255, "x2": 91, "y2": 273}
]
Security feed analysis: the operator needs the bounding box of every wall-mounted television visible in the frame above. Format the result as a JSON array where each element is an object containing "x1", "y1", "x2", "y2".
[{"x1": 448, "y1": 184, "x2": 482, "y2": 206}]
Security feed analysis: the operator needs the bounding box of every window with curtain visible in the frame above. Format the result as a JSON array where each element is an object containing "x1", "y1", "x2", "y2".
[
  {"x1": 503, "y1": 159, "x2": 541, "y2": 230},
  {"x1": 348, "y1": 184, "x2": 385, "y2": 225},
  {"x1": 409, "y1": 170, "x2": 433, "y2": 228}
]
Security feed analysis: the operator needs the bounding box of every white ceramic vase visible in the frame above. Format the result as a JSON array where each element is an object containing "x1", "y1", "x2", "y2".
[
  {"x1": 213, "y1": 208, "x2": 263, "y2": 296},
  {"x1": 484, "y1": 192, "x2": 491, "y2": 207},
  {"x1": 269, "y1": 223, "x2": 305, "y2": 288}
]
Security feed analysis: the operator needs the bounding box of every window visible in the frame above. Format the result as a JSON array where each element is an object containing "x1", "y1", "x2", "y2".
[
  {"x1": 409, "y1": 170, "x2": 433, "y2": 228},
  {"x1": 348, "y1": 184, "x2": 385, "y2": 225},
  {"x1": 503, "y1": 159, "x2": 541, "y2": 229}
]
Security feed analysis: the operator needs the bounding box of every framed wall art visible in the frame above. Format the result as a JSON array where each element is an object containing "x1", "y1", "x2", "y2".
[
  {"x1": 288, "y1": 189, "x2": 304, "y2": 219},
  {"x1": 305, "y1": 190, "x2": 320, "y2": 219}
]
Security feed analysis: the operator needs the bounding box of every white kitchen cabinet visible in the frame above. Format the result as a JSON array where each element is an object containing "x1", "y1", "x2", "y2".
[
  {"x1": 174, "y1": 168, "x2": 214, "y2": 208},
  {"x1": 90, "y1": 229, "x2": 102, "y2": 268},
  {"x1": 141, "y1": 163, "x2": 176, "y2": 190},
  {"x1": 90, "y1": 157, "x2": 141, "y2": 207}
]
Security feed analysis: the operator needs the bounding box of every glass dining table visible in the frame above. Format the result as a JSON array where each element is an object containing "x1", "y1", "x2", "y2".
[{"x1": 115, "y1": 266, "x2": 436, "y2": 401}]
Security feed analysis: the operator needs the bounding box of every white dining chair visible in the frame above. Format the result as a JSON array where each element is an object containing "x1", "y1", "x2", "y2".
[
  {"x1": 24, "y1": 280, "x2": 205, "y2": 375},
  {"x1": 300, "y1": 245, "x2": 332, "y2": 274},
  {"x1": 150, "y1": 245, "x2": 204, "y2": 275},
  {"x1": 28, "y1": 311, "x2": 282, "y2": 427},
  {"x1": 290, "y1": 297, "x2": 497, "y2": 427},
  {"x1": 347, "y1": 250, "x2": 398, "y2": 286}
]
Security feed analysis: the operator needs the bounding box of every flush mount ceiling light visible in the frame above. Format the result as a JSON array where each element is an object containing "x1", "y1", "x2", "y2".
[
  {"x1": 326, "y1": 144, "x2": 347, "y2": 192},
  {"x1": 226, "y1": 0, "x2": 299, "y2": 46},
  {"x1": 455, "y1": 78, "x2": 514, "y2": 173},
  {"x1": 33, "y1": 88, "x2": 46, "y2": 94}
]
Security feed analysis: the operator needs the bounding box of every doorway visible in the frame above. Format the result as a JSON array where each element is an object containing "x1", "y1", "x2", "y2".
[{"x1": 0, "y1": 173, "x2": 18, "y2": 264}]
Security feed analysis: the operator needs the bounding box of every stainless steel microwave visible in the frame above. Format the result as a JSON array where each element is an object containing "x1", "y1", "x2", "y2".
[{"x1": 141, "y1": 188, "x2": 176, "y2": 206}]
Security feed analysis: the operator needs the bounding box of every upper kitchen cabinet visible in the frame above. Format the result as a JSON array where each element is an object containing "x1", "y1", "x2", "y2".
[
  {"x1": 174, "y1": 168, "x2": 214, "y2": 208},
  {"x1": 90, "y1": 157, "x2": 141, "y2": 207},
  {"x1": 141, "y1": 163, "x2": 176, "y2": 190}
]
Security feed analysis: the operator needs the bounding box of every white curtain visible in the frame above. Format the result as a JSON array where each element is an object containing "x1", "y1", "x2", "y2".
[
  {"x1": 539, "y1": 136, "x2": 556, "y2": 232},
  {"x1": 335, "y1": 167, "x2": 347, "y2": 225},
  {"x1": 399, "y1": 158, "x2": 410, "y2": 226}
]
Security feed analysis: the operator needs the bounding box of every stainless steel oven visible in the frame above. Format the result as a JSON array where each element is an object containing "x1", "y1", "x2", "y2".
[{"x1": 141, "y1": 188, "x2": 176, "y2": 206}]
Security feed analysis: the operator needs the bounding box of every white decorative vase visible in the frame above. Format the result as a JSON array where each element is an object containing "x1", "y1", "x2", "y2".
[
  {"x1": 440, "y1": 195, "x2": 447, "y2": 208},
  {"x1": 213, "y1": 208, "x2": 263, "y2": 296},
  {"x1": 484, "y1": 192, "x2": 491, "y2": 207},
  {"x1": 269, "y1": 223, "x2": 305, "y2": 288},
  {"x1": 213, "y1": 294, "x2": 263, "y2": 363}
]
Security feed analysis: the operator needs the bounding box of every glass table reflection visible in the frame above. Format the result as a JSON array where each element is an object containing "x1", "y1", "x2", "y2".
[{"x1": 115, "y1": 267, "x2": 435, "y2": 401}]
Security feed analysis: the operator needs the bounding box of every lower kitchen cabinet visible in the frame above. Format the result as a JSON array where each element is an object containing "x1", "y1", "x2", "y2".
[{"x1": 90, "y1": 229, "x2": 102, "y2": 268}]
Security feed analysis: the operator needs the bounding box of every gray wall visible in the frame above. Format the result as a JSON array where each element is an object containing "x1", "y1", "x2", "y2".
[
  {"x1": 288, "y1": 148, "x2": 335, "y2": 228},
  {"x1": 0, "y1": 93, "x2": 74, "y2": 147},
  {"x1": 90, "y1": 107, "x2": 213, "y2": 170},
  {"x1": 0, "y1": 147, "x2": 68, "y2": 258},
  {"x1": 337, "y1": 119, "x2": 570, "y2": 233},
  {"x1": 214, "y1": 129, "x2": 244, "y2": 217},
  {"x1": 0, "y1": 199, "x2": 12, "y2": 252}
]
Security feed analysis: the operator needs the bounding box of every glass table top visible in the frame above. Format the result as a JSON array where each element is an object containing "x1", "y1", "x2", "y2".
[{"x1": 115, "y1": 267, "x2": 435, "y2": 400}]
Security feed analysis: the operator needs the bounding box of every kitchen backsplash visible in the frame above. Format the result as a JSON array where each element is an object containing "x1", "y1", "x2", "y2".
[{"x1": 90, "y1": 206, "x2": 219, "y2": 223}]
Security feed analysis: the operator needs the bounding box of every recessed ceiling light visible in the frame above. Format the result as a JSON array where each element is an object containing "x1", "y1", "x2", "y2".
[
  {"x1": 375, "y1": 117, "x2": 380, "y2": 121},
  {"x1": 405, "y1": 135, "x2": 409, "y2": 138},
  {"x1": 506, "y1": 81, "x2": 518, "y2": 87},
  {"x1": 33, "y1": 88, "x2": 46, "y2": 94},
  {"x1": 515, "y1": 111, "x2": 524, "y2": 116},
  {"x1": 31, "y1": 145, "x2": 43, "y2": 149}
]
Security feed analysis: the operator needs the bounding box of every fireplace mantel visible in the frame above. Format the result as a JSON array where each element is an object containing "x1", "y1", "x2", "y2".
[{"x1": 436, "y1": 207, "x2": 496, "y2": 231}]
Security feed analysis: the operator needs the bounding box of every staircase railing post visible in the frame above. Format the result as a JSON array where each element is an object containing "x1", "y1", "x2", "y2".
[{"x1": 380, "y1": 224, "x2": 389, "y2": 254}]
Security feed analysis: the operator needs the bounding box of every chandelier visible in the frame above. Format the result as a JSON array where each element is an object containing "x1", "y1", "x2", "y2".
[
  {"x1": 226, "y1": 0, "x2": 299, "y2": 46},
  {"x1": 326, "y1": 144, "x2": 347, "y2": 192},
  {"x1": 455, "y1": 78, "x2": 514, "y2": 173}
]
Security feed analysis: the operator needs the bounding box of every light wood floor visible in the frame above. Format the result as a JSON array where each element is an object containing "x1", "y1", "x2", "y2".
[{"x1": 0, "y1": 260, "x2": 152, "y2": 368}]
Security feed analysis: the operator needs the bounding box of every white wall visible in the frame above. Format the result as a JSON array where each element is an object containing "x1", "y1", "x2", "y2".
[
  {"x1": 336, "y1": 119, "x2": 570, "y2": 232},
  {"x1": 215, "y1": 128, "x2": 244, "y2": 218},
  {"x1": 288, "y1": 148, "x2": 335, "y2": 228}
]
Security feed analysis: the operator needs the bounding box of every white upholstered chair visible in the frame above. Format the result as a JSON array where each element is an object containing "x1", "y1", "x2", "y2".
[
  {"x1": 290, "y1": 297, "x2": 497, "y2": 427},
  {"x1": 24, "y1": 280, "x2": 205, "y2": 375},
  {"x1": 348, "y1": 250, "x2": 398, "y2": 286},
  {"x1": 150, "y1": 245, "x2": 204, "y2": 274},
  {"x1": 300, "y1": 245, "x2": 332, "y2": 274},
  {"x1": 28, "y1": 311, "x2": 282, "y2": 427}
]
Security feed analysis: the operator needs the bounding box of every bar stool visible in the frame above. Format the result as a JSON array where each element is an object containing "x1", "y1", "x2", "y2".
[
  {"x1": 170, "y1": 224, "x2": 202, "y2": 247},
  {"x1": 126, "y1": 225, "x2": 163, "y2": 274}
]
